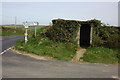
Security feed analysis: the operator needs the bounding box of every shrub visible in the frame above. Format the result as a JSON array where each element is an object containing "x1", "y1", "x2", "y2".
[
  {"x1": 45, "y1": 19, "x2": 80, "y2": 44},
  {"x1": 92, "y1": 25, "x2": 120, "y2": 48},
  {"x1": 107, "y1": 34, "x2": 119, "y2": 48},
  {"x1": 92, "y1": 35, "x2": 102, "y2": 46}
]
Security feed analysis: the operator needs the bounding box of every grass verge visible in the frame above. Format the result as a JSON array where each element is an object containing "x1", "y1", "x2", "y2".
[
  {"x1": 81, "y1": 47, "x2": 119, "y2": 64},
  {"x1": 14, "y1": 27, "x2": 78, "y2": 61}
]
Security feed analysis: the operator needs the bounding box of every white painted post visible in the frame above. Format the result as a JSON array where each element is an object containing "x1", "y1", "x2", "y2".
[
  {"x1": 25, "y1": 28, "x2": 28, "y2": 44},
  {"x1": 23, "y1": 21, "x2": 29, "y2": 44}
]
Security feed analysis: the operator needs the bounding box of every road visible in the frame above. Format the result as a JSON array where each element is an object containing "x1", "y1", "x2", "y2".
[
  {"x1": 2, "y1": 36, "x2": 24, "y2": 52},
  {"x1": 1, "y1": 36, "x2": 119, "y2": 78}
]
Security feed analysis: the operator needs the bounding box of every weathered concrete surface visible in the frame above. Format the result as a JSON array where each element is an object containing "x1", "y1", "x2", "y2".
[{"x1": 72, "y1": 48, "x2": 86, "y2": 62}]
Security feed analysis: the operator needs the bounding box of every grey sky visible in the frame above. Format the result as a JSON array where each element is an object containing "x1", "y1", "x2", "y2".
[{"x1": 2, "y1": 2, "x2": 118, "y2": 26}]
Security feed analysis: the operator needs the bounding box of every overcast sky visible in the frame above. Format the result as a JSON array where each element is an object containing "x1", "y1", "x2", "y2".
[{"x1": 2, "y1": 2, "x2": 118, "y2": 26}]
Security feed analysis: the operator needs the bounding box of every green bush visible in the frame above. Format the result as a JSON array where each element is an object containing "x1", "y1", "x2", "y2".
[
  {"x1": 92, "y1": 25, "x2": 120, "y2": 48},
  {"x1": 106, "y1": 34, "x2": 119, "y2": 48},
  {"x1": 45, "y1": 19, "x2": 80, "y2": 44},
  {"x1": 92, "y1": 34, "x2": 102, "y2": 46}
]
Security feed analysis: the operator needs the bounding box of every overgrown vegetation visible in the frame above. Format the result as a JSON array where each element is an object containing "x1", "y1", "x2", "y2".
[
  {"x1": 92, "y1": 24, "x2": 120, "y2": 48},
  {"x1": 14, "y1": 27, "x2": 77, "y2": 60},
  {"x1": 45, "y1": 19, "x2": 80, "y2": 44},
  {"x1": 13, "y1": 19, "x2": 119, "y2": 63},
  {"x1": 45, "y1": 19, "x2": 104, "y2": 45},
  {"x1": 82, "y1": 20, "x2": 120, "y2": 64}
]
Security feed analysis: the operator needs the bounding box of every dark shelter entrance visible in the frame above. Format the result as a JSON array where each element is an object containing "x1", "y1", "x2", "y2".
[{"x1": 80, "y1": 24, "x2": 91, "y2": 47}]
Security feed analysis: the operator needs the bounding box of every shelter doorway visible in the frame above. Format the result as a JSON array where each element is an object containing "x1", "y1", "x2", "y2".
[{"x1": 80, "y1": 24, "x2": 91, "y2": 47}]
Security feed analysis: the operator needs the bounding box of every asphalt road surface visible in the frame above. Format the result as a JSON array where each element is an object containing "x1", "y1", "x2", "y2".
[
  {"x1": 2, "y1": 36, "x2": 24, "y2": 52},
  {"x1": 1, "y1": 36, "x2": 119, "y2": 78}
]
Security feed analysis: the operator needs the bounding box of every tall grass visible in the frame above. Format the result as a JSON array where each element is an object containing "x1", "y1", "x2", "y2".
[{"x1": 81, "y1": 47, "x2": 119, "y2": 64}]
